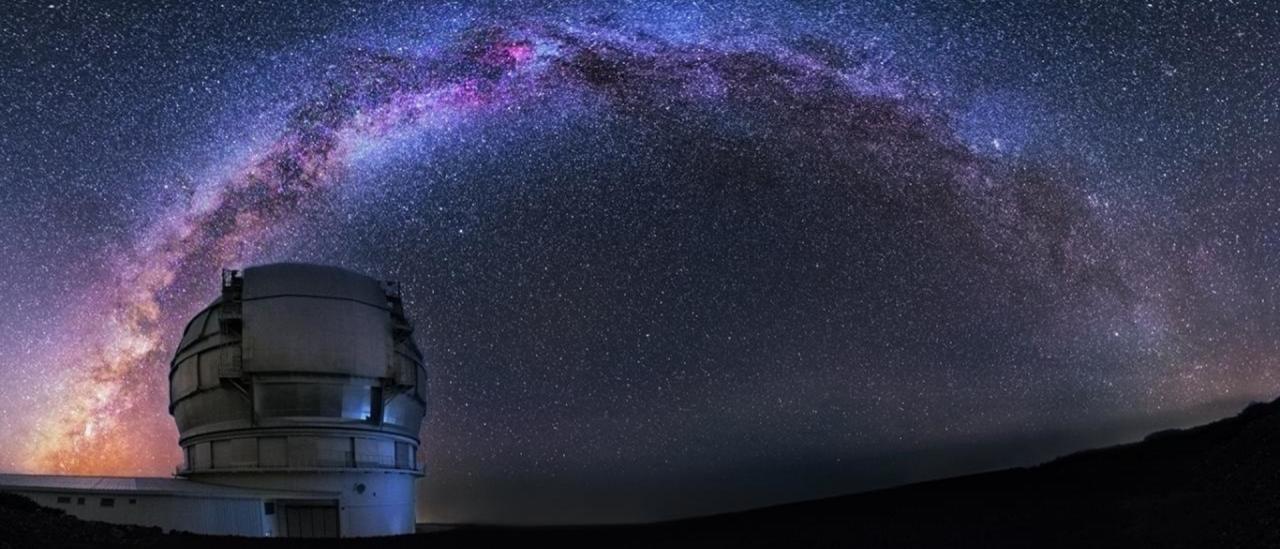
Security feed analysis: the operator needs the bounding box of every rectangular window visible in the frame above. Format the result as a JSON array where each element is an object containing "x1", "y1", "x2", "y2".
[
  {"x1": 211, "y1": 438, "x2": 257, "y2": 469},
  {"x1": 259, "y1": 437, "x2": 287, "y2": 467},
  {"x1": 77, "y1": 497, "x2": 85, "y2": 505},
  {"x1": 193, "y1": 442, "x2": 213, "y2": 470},
  {"x1": 129, "y1": 499, "x2": 136, "y2": 504},
  {"x1": 355, "y1": 437, "x2": 394, "y2": 468},
  {"x1": 264, "y1": 502, "x2": 275, "y2": 515},
  {"x1": 100, "y1": 498, "x2": 115, "y2": 507},
  {"x1": 255, "y1": 382, "x2": 373, "y2": 420},
  {"x1": 56, "y1": 496, "x2": 70, "y2": 504},
  {"x1": 288, "y1": 436, "x2": 353, "y2": 467}
]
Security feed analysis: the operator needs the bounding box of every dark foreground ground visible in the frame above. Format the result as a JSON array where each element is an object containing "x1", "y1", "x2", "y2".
[{"x1": 8, "y1": 397, "x2": 1280, "y2": 548}]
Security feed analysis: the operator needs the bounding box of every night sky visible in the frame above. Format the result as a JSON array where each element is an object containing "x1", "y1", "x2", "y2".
[{"x1": 2, "y1": 0, "x2": 1279, "y2": 525}]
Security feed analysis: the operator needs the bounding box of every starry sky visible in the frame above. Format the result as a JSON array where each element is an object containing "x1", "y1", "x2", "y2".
[{"x1": 2, "y1": 0, "x2": 1279, "y2": 525}]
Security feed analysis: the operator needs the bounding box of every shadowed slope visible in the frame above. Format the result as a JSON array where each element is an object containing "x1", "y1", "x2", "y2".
[{"x1": 6, "y1": 397, "x2": 1280, "y2": 548}]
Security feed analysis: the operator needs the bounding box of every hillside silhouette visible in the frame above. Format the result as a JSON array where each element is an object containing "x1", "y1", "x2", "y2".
[{"x1": 6, "y1": 397, "x2": 1280, "y2": 548}]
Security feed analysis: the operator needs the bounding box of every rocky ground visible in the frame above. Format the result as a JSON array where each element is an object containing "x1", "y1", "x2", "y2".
[{"x1": 7, "y1": 397, "x2": 1280, "y2": 548}]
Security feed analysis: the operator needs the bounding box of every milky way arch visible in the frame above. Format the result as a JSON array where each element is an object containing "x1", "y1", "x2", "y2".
[{"x1": 23, "y1": 15, "x2": 1194, "y2": 475}]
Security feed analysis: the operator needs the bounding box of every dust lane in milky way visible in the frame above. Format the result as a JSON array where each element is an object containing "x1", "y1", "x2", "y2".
[{"x1": 3, "y1": 1, "x2": 1279, "y2": 523}]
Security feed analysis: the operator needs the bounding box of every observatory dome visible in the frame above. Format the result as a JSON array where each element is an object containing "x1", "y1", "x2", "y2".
[{"x1": 169, "y1": 263, "x2": 426, "y2": 536}]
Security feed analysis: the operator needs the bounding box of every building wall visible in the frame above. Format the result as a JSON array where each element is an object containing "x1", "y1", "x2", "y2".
[
  {"x1": 196, "y1": 471, "x2": 416, "y2": 537},
  {"x1": 12, "y1": 490, "x2": 268, "y2": 536}
]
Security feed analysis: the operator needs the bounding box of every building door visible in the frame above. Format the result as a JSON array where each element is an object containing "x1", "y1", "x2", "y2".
[{"x1": 281, "y1": 502, "x2": 339, "y2": 538}]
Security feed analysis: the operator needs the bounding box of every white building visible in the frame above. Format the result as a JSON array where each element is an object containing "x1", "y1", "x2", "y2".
[
  {"x1": 0, "y1": 263, "x2": 428, "y2": 538},
  {"x1": 0, "y1": 474, "x2": 336, "y2": 537}
]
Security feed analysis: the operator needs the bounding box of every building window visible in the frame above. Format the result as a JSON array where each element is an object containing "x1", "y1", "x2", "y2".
[
  {"x1": 56, "y1": 496, "x2": 70, "y2": 504},
  {"x1": 264, "y1": 502, "x2": 275, "y2": 515},
  {"x1": 129, "y1": 499, "x2": 137, "y2": 504},
  {"x1": 76, "y1": 497, "x2": 85, "y2": 505},
  {"x1": 254, "y1": 382, "x2": 375, "y2": 420},
  {"x1": 100, "y1": 498, "x2": 115, "y2": 507}
]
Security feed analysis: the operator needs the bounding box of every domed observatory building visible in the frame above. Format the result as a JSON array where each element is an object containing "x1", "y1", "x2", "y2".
[{"x1": 169, "y1": 263, "x2": 427, "y2": 537}]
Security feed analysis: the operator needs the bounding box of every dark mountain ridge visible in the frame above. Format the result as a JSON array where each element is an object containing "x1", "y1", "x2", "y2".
[{"x1": 6, "y1": 397, "x2": 1280, "y2": 548}]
